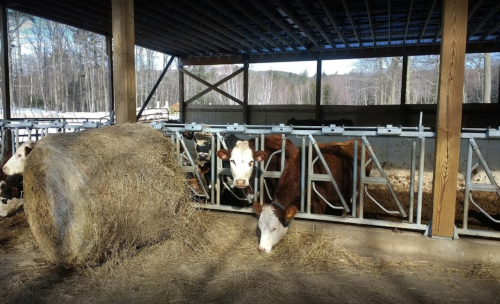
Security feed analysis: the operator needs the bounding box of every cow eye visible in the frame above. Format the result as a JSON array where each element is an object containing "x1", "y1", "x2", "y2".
[
  {"x1": 248, "y1": 160, "x2": 253, "y2": 167},
  {"x1": 271, "y1": 227, "x2": 277, "y2": 232},
  {"x1": 230, "y1": 159, "x2": 235, "y2": 165},
  {"x1": 17, "y1": 153, "x2": 22, "y2": 157}
]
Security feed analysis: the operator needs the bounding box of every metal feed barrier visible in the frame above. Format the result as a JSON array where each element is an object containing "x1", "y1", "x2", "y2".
[
  {"x1": 152, "y1": 115, "x2": 439, "y2": 234},
  {"x1": 0, "y1": 118, "x2": 112, "y2": 160},
  {"x1": 458, "y1": 128, "x2": 500, "y2": 239},
  {"x1": 2, "y1": 117, "x2": 500, "y2": 239}
]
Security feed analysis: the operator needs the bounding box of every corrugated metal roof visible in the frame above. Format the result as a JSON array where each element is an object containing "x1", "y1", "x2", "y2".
[{"x1": 7, "y1": 0, "x2": 500, "y2": 64}]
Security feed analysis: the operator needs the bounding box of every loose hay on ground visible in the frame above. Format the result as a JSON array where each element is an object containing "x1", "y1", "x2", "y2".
[{"x1": 23, "y1": 123, "x2": 204, "y2": 267}]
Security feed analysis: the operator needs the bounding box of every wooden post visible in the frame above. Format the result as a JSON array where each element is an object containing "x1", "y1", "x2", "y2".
[
  {"x1": 178, "y1": 60, "x2": 185, "y2": 123},
  {"x1": 430, "y1": 0, "x2": 468, "y2": 238},
  {"x1": 400, "y1": 56, "x2": 408, "y2": 125},
  {"x1": 243, "y1": 59, "x2": 249, "y2": 124},
  {"x1": 106, "y1": 34, "x2": 115, "y2": 124},
  {"x1": 315, "y1": 60, "x2": 322, "y2": 120},
  {"x1": 0, "y1": 2, "x2": 11, "y2": 120},
  {"x1": 111, "y1": 0, "x2": 136, "y2": 124}
]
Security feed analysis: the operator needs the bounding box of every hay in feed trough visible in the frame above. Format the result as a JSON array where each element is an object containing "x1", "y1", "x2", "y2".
[{"x1": 23, "y1": 123, "x2": 193, "y2": 267}]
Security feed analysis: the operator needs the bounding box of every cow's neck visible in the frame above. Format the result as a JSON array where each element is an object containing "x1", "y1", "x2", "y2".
[{"x1": 271, "y1": 150, "x2": 301, "y2": 211}]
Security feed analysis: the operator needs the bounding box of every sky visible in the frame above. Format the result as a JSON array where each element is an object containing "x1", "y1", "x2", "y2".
[{"x1": 250, "y1": 59, "x2": 356, "y2": 76}]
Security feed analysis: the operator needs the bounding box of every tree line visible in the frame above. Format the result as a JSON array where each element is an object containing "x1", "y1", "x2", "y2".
[{"x1": 2, "y1": 11, "x2": 499, "y2": 116}]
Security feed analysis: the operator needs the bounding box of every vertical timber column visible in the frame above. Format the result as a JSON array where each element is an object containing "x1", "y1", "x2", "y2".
[
  {"x1": 0, "y1": 2, "x2": 11, "y2": 120},
  {"x1": 315, "y1": 60, "x2": 322, "y2": 120},
  {"x1": 430, "y1": 0, "x2": 468, "y2": 238},
  {"x1": 243, "y1": 59, "x2": 249, "y2": 124},
  {"x1": 400, "y1": 56, "x2": 408, "y2": 125},
  {"x1": 106, "y1": 34, "x2": 115, "y2": 124},
  {"x1": 178, "y1": 61, "x2": 185, "y2": 123},
  {"x1": 112, "y1": 0, "x2": 136, "y2": 124}
]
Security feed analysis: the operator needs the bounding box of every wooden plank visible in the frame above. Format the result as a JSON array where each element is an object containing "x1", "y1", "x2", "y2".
[
  {"x1": 431, "y1": 0, "x2": 468, "y2": 238},
  {"x1": 112, "y1": 0, "x2": 136, "y2": 124}
]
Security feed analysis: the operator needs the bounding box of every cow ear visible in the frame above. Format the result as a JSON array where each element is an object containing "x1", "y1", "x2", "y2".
[
  {"x1": 253, "y1": 201, "x2": 263, "y2": 215},
  {"x1": 253, "y1": 151, "x2": 268, "y2": 162},
  {"x1": 284, "y1": 206, "x2": 298, "y2": 225},
  {"x1": 25, "y1": 145, "x2": 33, "y2": 156},
  {"x1": 216, "y1": 149, "x2": 230, "y2": 161}
]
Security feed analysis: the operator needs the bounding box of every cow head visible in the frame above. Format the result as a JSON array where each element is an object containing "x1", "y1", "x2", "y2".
[
  {"x1": 3, "y1": 140, "x2": 36, "y2": 175},
  {"x1": 194, "y1": 132, "x2": 213, "y2": 162},
  {"x1": 0, "y1": 175, "x2": 24, "y2": 217},
  {"x1": 216, "y1": 140, "x2": 267, "y2": 188},
  {"x1": 253, "y1": 201, "x2": 298, "y2": 253}
]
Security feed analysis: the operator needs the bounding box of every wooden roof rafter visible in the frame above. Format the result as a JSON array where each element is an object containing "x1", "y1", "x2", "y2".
[
  {"x1": 418, "y1": 0, "x2": 438, "y2": 46},
  {"x1": 181, "y1": 0, "x2": 270, "y2": 53},
  {"x1": 319, "y1": 0, "x2": 348, "y2": 48},
  {"x1": 135, "y1": 3, "x2": 237, "y2": 54},
  {"x1": 156, "y1": 2, "x2": 245, "y2": 53},
  {"x1": 203, "y1": 0, "x2": 283, "y2": 52},
  {"x1": 227, "y1": 1, "x2": 296, "y2": 51},
  {"x1": 467, "y1": 2, "x2": 500, "y2": 41},
  {"x1": 273, "y1": 0, "x2": 319, "y2": 48},
  {"x1": 364, "y1": 0, "x2": 376, "y2": 47},
  {"x1": 404, "y1": 0, "x2": 414, "y2": 45},
  {"x1": 164, "y1": 1, "x2": 256, "y2": 53},
  {"x1": 295, "y1": 0, "x2": 336, "y2": 49},
  {"x1": 248, "y1": 0, "x2": 307, "y2": 49},
  {"x1": 341, "y1": 0, "x2": 362, "y2": 47}
]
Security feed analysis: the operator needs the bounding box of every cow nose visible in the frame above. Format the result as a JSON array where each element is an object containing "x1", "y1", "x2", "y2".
[
  {"x1": 258, "y1": 246, "x2": 268, "y2": 253},
  {"x1": 234, "y1": 179, "x2": 246, "y2": 188}
]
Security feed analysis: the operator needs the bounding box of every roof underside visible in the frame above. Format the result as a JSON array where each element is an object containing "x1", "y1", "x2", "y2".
[{"x1": 7, "y1": 0, "x2": 500, "y2": 64}]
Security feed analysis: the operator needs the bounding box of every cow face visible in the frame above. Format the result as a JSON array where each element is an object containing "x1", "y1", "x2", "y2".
[
  {"x1": 0, "y1": 175, "x2": 24, "y2": 217},
  {"x1": 3, "y1": 140, "x2": 35, "y2": 175},
  {"x1": 217, "y1": 140, "x2": 267, "y2": 188},
  {"x1": 194, "y1": 132, "x2": 213, "y2": 162},
  {"x1": 253, "y1": 202, "x2": 297, "y2": 253}
]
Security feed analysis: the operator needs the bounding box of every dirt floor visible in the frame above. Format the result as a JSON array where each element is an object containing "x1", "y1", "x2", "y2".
[{"x1": 2, "y1": 186, "x2": 500, "y2": 304}]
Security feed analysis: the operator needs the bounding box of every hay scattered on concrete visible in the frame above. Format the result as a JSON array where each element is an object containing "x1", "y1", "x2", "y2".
[{"x1": 23, "y1": 123, "x2": 200, "y2": 267}]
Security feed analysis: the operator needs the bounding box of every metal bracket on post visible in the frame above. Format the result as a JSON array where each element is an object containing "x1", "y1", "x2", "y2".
[
  {"x1": 424, "y1": 220, "x2": 459, "y2": 239},
  {"x1": 487, "y1": 127, "x2": 500, "y2": 138},
  {"x1": 226, "y1": 123, "x2": 246, "y2": 133},
  {"x1": 377, "y1": 125, "x2": 402, "y2": 136},
  {"x1": 321, "y1": 124, "x2": 344, "y2": 135},
  {"x1": 272, "y1": 123, "x2": 293, "y2": 134},
  {"x1": 185, "y1": 122, "x2": 203, "y2": 132}
]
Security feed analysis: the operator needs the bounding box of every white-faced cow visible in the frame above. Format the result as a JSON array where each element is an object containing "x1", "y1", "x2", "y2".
[
  {"x1": 3, "y1": 140, "x2": 36, "y2": 176},
  {"x1": 253, "y1": 139, "x2": 371, "y2": 253},
  {"x1": 0, "y1": 174, "x2": 24, "y2": 217},
  {"x1": 216, "y1": 134, "x2": 298, "y2": 203}
]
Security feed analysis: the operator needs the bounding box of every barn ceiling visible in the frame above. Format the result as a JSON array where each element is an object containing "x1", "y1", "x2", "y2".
[{"x1": 6, "y1": 0, "x2": 500, "y2": 64}]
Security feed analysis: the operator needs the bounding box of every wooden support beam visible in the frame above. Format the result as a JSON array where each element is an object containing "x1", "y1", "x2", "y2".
[
  {"x1": 178, "y1": 61, "x2": 185, "y2": 123},
  {"x1": 106, "y1": 34, "x2": 115, "y2": 124},
  {"x1": 0, "y1": 2, "x2": 11, "y2": 120},
  {"x1": 315, "y1": 60, "x2": 322, "y2": 120},
  {"x1": 400, "y1": 56, "x2": 409, "y2": 125},
  {"x1": 430, "y1": 0, "x2": 468, "y2": 239},
  {"x1": 243, "y1": 60, "x2": 249, "y2": 124},
  {"x1": 112, "y1": 0, "x2": 136, "y2": 124}
]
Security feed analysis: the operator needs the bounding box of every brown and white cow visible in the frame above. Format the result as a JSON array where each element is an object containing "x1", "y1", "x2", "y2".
[
  {"x1": 253, "y1": 139, "x2": 371, "y2": 253},
  {"x1": 216, "y1": 134, "x2": 298, "y2": 202},
  {"x1": 3, "y1": 140, "x2": 36, "y2": 176}
]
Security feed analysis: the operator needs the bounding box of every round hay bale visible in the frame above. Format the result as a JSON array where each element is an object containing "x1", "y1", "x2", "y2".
[{"x1": 23, "y1": 123, "x2": 192, "y2": 267}]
